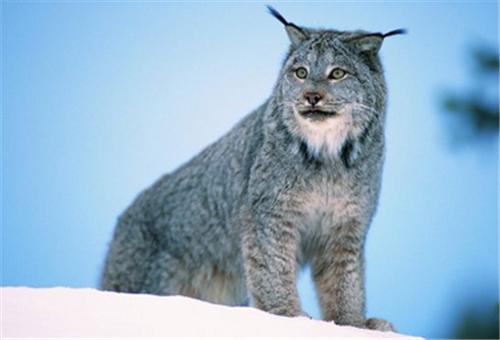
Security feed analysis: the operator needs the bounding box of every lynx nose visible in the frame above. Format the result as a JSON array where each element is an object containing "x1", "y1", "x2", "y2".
[{"x1": 303, "y1": 92, "x2": 323, "y2": 106}]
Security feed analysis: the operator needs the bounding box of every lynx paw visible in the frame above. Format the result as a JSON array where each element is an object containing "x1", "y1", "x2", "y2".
[{"x1": 365, "y1": 317, "x2": 395, "y2": 332}]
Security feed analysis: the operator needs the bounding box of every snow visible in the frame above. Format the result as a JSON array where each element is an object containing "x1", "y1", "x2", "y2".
[{"x1": 2, "y1": 287, "x2": 422, "y2": 338}]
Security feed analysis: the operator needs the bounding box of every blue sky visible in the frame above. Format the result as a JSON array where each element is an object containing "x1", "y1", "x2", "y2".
[{"x1": 2, "y1": 2, "x2": 498, "y2": 338}]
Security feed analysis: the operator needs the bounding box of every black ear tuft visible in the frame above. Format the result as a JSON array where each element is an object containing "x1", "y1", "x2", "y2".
[
  {"x1": 267, "y1": 5, "x2": 309, "y2": 47},
  {"x1": 267, "y1": 5, "x2": 289, "y2": 26},
  {"x1": 383, "y1": 28, "x2": 407, "y2": 38}
]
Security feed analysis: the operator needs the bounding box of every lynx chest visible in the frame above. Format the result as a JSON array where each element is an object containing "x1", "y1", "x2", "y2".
[{"x1": 295, "y1": 170, "x2": 360, "y2": 262}]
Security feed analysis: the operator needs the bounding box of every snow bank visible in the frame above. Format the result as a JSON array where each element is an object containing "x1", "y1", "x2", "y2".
[{"x1": 2, "y1": 287, "x2": 422, "y2": 338}]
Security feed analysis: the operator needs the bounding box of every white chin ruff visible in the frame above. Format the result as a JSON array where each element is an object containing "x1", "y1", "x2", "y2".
[{"x1": 295, "y1": 111, "x2": 351, "y2": 158}]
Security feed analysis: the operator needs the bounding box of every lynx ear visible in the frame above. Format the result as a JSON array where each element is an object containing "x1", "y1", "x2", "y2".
[
  {"x1": 267, "y1": 6, "x2": 309, "y2": 47},
  {"x1": 352, "y1": 35, "x2": 384, "y2": 54},
  {"x1": 285, "y1": 25, "x2": 309, "y2": 47},
  {"x1": 349, "y1": 29, "x2": 407, "y2": 54}
]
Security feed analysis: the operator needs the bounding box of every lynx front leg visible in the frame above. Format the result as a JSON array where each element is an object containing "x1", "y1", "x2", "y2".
[
  {"x1": 242, "y1": 214, "x2": 301, "y2": 317},
  {"x1": 312, "y1": 220, "x2": 395, "y2": 331},
  {"x1": 312, "y1": 220, "x2": 366, "y2": 327}
]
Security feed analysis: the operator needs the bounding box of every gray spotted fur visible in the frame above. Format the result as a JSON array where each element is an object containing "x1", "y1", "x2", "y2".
[{"x1": 101, "y1": 9, "x2": 398, "y2": 331}]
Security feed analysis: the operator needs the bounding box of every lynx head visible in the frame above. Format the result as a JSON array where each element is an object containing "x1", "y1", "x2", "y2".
[{"x1": 268, "y1": 6, "x2": 405, "y2": 161}]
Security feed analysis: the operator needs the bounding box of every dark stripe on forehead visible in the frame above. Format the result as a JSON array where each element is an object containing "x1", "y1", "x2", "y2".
[
  {"x1": 306, "y1": 33, "x2": 352, "y2": 58},
  {"x1": 309, "y1": 37, "x2": 325, "y2": 51},
  {"x1": 331, "y1": 38, "x2": 354, "y2": 58},
  {"x1": 308, "y1": 34, "x2": 334, "y2": 53}
]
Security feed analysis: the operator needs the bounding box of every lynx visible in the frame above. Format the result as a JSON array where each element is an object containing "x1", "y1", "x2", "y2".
[{"x1": 101, "y1": 6, "x2": 404, "y2": 331}]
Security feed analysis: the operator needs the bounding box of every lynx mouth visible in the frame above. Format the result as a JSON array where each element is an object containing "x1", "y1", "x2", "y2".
[{"x1": 299, "y1": 109, "x2": 337, "y2": 121}]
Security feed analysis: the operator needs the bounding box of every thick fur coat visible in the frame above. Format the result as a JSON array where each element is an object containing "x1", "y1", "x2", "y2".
[{"x1": 101, "y1": 8, "x2": 403, "y2": 331}]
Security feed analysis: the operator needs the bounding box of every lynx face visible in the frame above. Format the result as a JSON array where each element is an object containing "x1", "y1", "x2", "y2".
[{"x1": 276, "y1": 30, "x2": 387, "y2": 159}]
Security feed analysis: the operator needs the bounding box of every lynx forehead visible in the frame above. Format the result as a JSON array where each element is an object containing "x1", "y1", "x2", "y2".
[{"x1": 101, "y1": 6, "x2": 404, "y2": 333}]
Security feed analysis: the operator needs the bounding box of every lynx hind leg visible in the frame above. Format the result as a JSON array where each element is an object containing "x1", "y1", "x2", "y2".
[
  {"x1": 101, "y1": 216, "x2": 170, "y2": 294},
  {"x1": 143, "y1": 250, "x2": 248, "y2": 306},
  {"x1": 366, "y1": 317, "x2": 396, "y2": 332}
]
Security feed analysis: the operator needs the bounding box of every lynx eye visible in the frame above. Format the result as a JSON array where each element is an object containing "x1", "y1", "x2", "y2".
[
  {"x1": 295, "y1": 67, "x2": 308, "y2": 80},
  {"x1": 329, "y1": 68, "x2": 347, "y2": 80}
]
